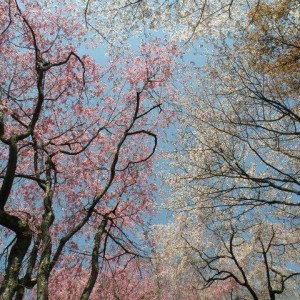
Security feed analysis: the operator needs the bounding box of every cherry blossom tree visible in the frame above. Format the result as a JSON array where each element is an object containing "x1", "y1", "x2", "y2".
[
  {"x1": 152, "y1": 0, "x2": 300, "y2": 299},
  {"x1": 163, "y1": 0, "x2": 300, "y2": 215},
  {"x1": 28, "y1": 258, "x2": 156, "y2": 299},
  {"x1": 0, "y1": 1, "x2": 179, "y2": 299},
  {"x1": 153, "y1": 212, "x2": 300, "y2": 300},
  {"x1": 84, "y1": 0, "x2": 262, "y2": 44}
]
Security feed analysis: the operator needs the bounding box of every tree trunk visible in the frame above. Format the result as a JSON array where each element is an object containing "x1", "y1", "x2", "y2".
[
  {"x1": 0, "y1": 212, "x2": 32, "y2": 300},
  {"x1": 80, "y1": 217, "x2": 108, "y2": 300}
]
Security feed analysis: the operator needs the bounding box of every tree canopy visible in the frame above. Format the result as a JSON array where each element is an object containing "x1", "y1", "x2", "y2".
[{"x1": 0, "y1": 0, "x2": 299, "y2": 299}]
